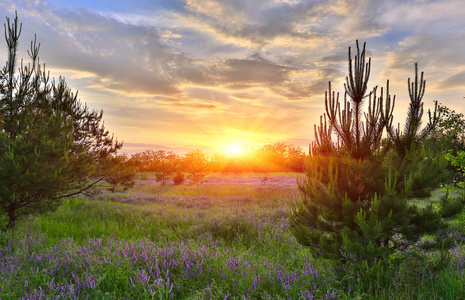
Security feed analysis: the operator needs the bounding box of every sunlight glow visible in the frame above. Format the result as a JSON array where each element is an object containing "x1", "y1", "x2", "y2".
[{"x1": 227, "y1": 145, "x2": 243, "y2": 155}]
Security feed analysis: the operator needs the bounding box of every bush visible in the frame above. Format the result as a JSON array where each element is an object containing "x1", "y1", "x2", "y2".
[{"x1": 173, "y1": 172, "x2": 185, "y2": 185}]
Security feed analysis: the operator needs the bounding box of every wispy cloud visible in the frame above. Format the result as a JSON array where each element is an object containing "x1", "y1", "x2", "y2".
[{"x1": 1, "y1": 0, "x2": 464, "y2": 151}]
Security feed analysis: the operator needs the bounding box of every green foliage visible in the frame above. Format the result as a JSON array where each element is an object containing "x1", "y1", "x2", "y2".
[
  {"x1": 338, "y1": 248, "x2": 456, "y2": 299},
  {"x1": 0, "y1": 13, "x2": 133, "y2": 230},
  {"x1": 427, "y1": 104, "x2": 465, "y2": 183},
  {"x1": 132, "y1": 150, "x2": 180, "y2": 185},
  {"x1": 434, "y1": 104, "x2": 465, "y2": 153},
  {"x1": 2, "y1": 178, "x2": 464, "y2": 299},
  {"x1": 153, "y1": 151, "x2": 179, "y2": 185},
  {"x1": 291, "y1": 41, "x2": 447, "y2": 263},
  {"x1": 292, "y1": 155, "x2": 385, "y2": 260},
  {"x1": 439, "y1": 188, "x2": 464, "y2": 218},
  {"x1": 184, "y1": 149, "x2": 209, "y2": 184},
  {"x1": 442, "y1": 150, "x2": 465, "y2": 203},
  {"x1": 106, "y1": 154, "x2": 136, "y2": 192},
  {"x1": 384, "y1": 145, "x2": 447, "y2": 198},
  {"x1": 445, "y1": 150, "x2": 465, "y2": 181},
  {"x1": 172, "y1": 171, "x2": 185, "y2": 185}
]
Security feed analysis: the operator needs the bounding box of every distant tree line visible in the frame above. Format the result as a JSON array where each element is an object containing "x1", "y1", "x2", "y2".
[
  {"x1": 129, "y1": 142, "x2": 306, "y2": 184},
  {"x1": 211, "y1": 143, "x2": 306, "y2": 173}
]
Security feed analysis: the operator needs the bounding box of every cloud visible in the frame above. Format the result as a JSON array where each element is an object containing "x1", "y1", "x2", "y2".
[
  {"x1": 183, "y1": 0, "x2": 332, "y2": 47},
  {"x1": 381, "y1": 0, "x2": 465, "y2": 34},
  {"x1": 219, "y1": 54, "x2": 292, "y2": 84},
  {"x1": 181, "y1": 0, "x2": 389, "y2": 48},
  {"x1": 156, "y1": 99, "x2": 219, "y2": 111},
  {"x1": 3, "y1": 0, "x2": 386, "y2": 102},
  {"x1": 437, "y1": 71, "x2": 465, "y2": 90},
  {"x1": 2, "y1": 0, "x2": 464, "y2": 151},
  {"x1": 5, "y1": 2, "x2": 205, "y2": 97}
]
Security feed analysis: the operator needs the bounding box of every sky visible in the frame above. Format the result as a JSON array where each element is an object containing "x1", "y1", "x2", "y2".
[{"x1": 1, "y1": 0, "x2": 464, "y2": 154}]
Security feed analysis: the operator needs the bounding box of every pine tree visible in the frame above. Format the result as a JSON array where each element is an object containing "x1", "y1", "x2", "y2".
[
  {"x1": 0, "y1": 13, "x2": 134, "y2": 230},
  {"x1": 383, "y1": 63, "x2": 446, "y2": 197},
  {"x1": 290, "y1": 41, "x2": 446, "y2": 262}
]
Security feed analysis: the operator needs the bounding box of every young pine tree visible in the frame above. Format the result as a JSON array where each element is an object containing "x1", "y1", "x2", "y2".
[
  {"x1": 290, "y1": 41, "x2": 446, "y2": 262},
  {"x1": 0, "y1": 13, "x2": 134, "y2": 230}
]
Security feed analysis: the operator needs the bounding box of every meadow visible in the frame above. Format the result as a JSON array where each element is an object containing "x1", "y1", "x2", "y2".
[{"x1": 1, "y1": 172, "x2": 464, "y2": 299}]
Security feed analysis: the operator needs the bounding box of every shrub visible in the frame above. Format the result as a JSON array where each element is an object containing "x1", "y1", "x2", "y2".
[{"x1": 173, "y1": 172, "x2": 185, "y2": 185}]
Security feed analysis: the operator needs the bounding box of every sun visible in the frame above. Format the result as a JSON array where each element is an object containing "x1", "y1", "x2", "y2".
[{"x1": 227, "y1": 145, "x2": 243, "y2": 155}]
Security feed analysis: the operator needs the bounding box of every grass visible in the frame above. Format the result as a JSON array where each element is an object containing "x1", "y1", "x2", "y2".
[{"x1": 1, "y1": 172, "x2": 465, "y2": 299}]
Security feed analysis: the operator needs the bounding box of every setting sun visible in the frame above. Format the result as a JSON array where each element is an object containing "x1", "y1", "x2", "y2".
[{"x1": 227, "y1": 145, "x2": 243, "y2": 155}]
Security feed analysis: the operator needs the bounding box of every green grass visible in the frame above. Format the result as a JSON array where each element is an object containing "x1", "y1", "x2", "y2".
[{"x1": 1, "y1": 173, "x2": 465, "y2": 299}]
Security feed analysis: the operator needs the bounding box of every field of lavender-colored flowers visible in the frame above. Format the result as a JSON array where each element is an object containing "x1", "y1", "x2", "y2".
[{"x1": 1, "y1": 172, "x2": 465, "y2": 299}]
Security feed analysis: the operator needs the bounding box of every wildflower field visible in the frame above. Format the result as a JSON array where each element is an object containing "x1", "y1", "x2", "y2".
[{"x1": 1, "y1": 173, "x2": 464, "y2": 299}]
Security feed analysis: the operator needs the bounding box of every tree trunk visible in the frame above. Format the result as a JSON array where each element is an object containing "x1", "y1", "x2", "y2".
[{"x1": 6, "y1": 207, "x2": 17, "y2": 230}]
